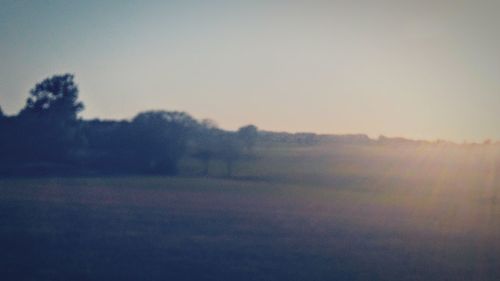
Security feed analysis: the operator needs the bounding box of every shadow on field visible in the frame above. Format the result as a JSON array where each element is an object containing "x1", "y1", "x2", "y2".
[{"x1": 1, "y1": 176, "x2": 499, "y2": 281}]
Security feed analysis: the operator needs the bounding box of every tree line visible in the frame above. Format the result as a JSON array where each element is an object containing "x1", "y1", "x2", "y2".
[
  {"x1": 0, "y1": 74, "x2": 258, "y2": 177},
  {"x1": 2, "y1": 74, "x2": 463, "y2": 177}
]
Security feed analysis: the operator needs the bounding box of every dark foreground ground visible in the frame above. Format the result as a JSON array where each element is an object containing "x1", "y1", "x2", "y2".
[{"x1": 1, "y1": 144, "x2": 500, "y2": 280}]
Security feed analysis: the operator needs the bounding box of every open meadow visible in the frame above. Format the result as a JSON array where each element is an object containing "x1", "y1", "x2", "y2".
[{"x1": 1, "y1": 142, "x2": 499, "y2": 280}]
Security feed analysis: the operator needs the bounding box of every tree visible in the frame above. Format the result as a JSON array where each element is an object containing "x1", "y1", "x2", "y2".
[
  {"x1": 15, "y1": 74, "x2": 85, "y2": 163},
  {"x1": 237, "y1": 124, "x2": 258, "y2": 151},
  {"x1": 192, "y1": 120, "x2": 220, "y2": 176},
  {"x1": 217, "y1": 132, "x2": 243, "y2": 178},
  {"x1": 20, "y1": 74, "x2": 83, "y2": 120},
  {"x1": 80, "y1": 119, "x2": 135, "y2": 173},
  {"x1": 130, "y1": 110, "x2": 197, "y2": 174}
]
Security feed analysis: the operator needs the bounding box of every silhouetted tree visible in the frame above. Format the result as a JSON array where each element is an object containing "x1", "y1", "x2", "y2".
[
  {"x1": 237, "y1": 124, "x2": 258, "y2": 151},
  {"x1": 217, "y1": 132, "x2": 244, "y2": 177},
  {"x1": 0, "y1": 106, "x2": 6, "y2": 160},
  {"x1": 20, "y1": 74, "x2": 83, "y2": 119},
  {"x1": 1, "y1": 73, "x2": 262, "y2": 177},
  {"x1": 192, "y1": 120, "x2": 221, "y2": 176},
  {"x1": 200, "y1": 118, "x2": 218, "y2": 130},
  {"x1": 129, "y1": 111, "x2": 197, "y2": 174},
  {"x1": 80, "y1": 119, "x2": 135, "y2": 173},
  {"x1": 10, "y1": 74, "x2": 84, "y2": 164}
]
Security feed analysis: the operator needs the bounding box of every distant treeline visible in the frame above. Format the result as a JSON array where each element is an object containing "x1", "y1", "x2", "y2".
[
  {"x1": 0, "y1": 74, "x2": 262, "y2": 177},
  {"x1": 0, "y1": 74, "x2": 495, "y2": 177}
]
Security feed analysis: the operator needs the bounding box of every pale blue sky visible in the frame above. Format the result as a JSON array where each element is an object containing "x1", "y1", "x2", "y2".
[{"x1": 1, "y1": 0, "x2": 500, "y2": 141}]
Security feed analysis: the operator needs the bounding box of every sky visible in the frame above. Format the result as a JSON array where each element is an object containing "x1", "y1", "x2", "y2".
[{"x1": 1, "y1": 0, "x2": 500, "y2": 141}]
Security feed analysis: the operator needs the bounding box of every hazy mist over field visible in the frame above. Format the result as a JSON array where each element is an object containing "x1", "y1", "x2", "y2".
[
  {"x1": 1, "y1": 1, "x2": 500, "y2": 281},
  {"x1": 1, "y1": 143, "x2": 500, "y2": 280}
]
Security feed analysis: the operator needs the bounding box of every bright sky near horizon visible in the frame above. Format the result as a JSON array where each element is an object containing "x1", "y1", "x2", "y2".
[{"x1": 1, "y1": 0, "x2": 499, "y2": 141}]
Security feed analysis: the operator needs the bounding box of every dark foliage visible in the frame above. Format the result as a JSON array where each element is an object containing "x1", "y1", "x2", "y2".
[
  {"x1": 1, "y1": 74, "x2": 85, "y2": 168},
  {"x1": 237, "y1": 124, "x2": 258, "y2": 151},
  {"x1": 0, "y1": 74, "x2": 255, "y2": 177}
]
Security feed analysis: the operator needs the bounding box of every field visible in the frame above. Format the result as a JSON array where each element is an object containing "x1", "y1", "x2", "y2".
[{"x1": 1, "y1": 143, "x2": 499, "y2": 280}]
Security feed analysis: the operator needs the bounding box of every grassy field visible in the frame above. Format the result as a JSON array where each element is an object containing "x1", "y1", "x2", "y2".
[{"x1": 1, "y1": 143, "x2": 499, "y2": 280}]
